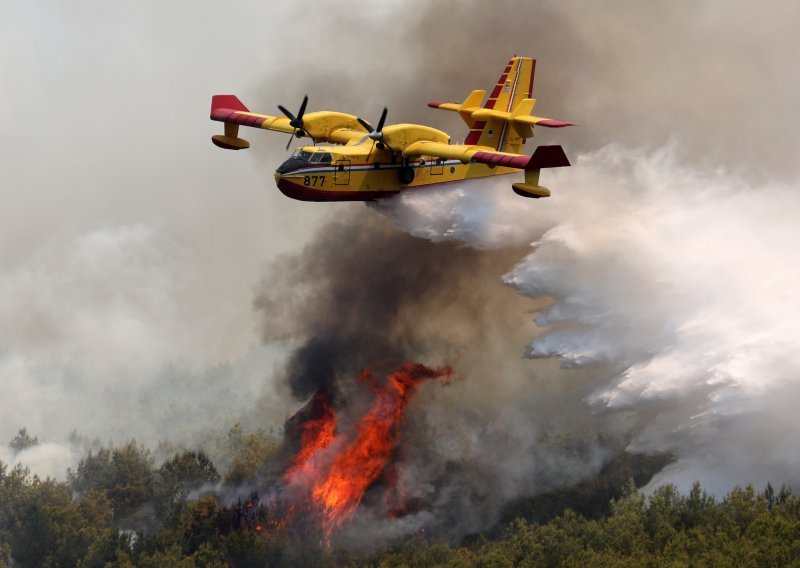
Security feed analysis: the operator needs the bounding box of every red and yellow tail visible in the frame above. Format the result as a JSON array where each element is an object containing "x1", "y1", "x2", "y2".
[
  {"x1": 428, "y1": 56, "x2": 571, "y2": 154},
  {"x1": 466, "y1": 56, "x2": 535, "y2": 153}
]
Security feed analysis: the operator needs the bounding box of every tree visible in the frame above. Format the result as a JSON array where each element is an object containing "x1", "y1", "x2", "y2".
[
  {"x1": 154, "y1": 450, "x2": 220, "y2": 520},
  {"x1": 8, "y1": 428, "x2": 38, "y2": 454},
  {"x1": 2, "y1": 474, "x2": 115, "y2": 567},
  {"x1": 68, "y1": 441, "x2": 155, "y2": 524},
  {"x1": 221, "y1": 424, "x2": 279, "y2": 486}
]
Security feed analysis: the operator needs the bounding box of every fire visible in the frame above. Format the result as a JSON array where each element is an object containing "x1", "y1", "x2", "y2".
[
  {"x1": 280, "y1": 362, "x2": 452, "y2": 540},
  {"x1": 282, "y1": 390, "x2": 337, "y2": 483}
]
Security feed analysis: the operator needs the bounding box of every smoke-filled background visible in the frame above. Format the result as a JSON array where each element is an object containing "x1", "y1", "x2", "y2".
[{"x1": 3, "y1": 0, "x2": 800, "y2": 542}]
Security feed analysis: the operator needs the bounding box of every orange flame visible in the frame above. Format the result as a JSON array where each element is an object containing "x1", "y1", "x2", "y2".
[
  {"x1": 281, "y1": 362, "x2": 451, "y2": 541},
  {"x1": 283, "y1": 391, "x2": 337, "y2": 483}
]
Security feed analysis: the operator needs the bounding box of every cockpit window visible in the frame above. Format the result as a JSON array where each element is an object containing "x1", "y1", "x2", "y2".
[
  {"x1": 309, "y1": 152, "x2": 332, "y2": 163},
  {"x1": 291, "y1": 150, "x2": 312, "y2": 160}
]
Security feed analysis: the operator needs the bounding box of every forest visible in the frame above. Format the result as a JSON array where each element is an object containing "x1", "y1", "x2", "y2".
[{"x1": 2, "y1": 427, "x2": 799, "y2": 567}]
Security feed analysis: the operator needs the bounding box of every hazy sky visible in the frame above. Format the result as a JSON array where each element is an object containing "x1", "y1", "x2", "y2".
[{"x1": 0, "y1": 0, "x2": 335, "y2": 451}]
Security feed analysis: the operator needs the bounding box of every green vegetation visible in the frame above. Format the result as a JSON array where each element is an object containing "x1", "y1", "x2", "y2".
[
  {"x1": 372, "y1": 482, "x2": 800, "y2": 567},
  {"x1": 2, "y1": 428, "x2": 800, "y2": 567},
  {"x1": 8, "y1": 428, "x2": 38, "y2": 454}
]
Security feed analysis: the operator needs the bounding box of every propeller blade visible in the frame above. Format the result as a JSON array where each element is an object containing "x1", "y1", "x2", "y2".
[
  {"x1": 285, "y1": 128, "x2": 296, "y2": 151},
  {"x1": 278, "y1": 104, "x2": 296, "y2": 123},
  {"x1": 366, "y1": 139, "x2": 376, "y2": 162},
  {"x1": 376, "y1": 107, "x2": 388, "y2": 132},
  {"x1": 357, "y1": 117, "x2": 375, "y2": 133},
  {"x1": 297, "y1": 95, "x2": 308, "y2": 121}
]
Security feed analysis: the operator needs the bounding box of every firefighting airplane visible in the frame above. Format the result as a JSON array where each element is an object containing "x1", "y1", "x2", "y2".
[{"x1": 210, "y1": 56, "x2": 573, "y2": 201}]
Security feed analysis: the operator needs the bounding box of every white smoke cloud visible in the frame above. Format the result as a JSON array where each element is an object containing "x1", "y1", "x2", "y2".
[
  {"x1": 0, "y1": 0, "x2": 318, "y2": 461},
  {"x1": 0, "y1": 223, "x2": 294, "y2": 469},
  {"x1": 375, "y1": 144, "x2": 800, "y2": 495},
  {"x1": 2, "y1": 0, "x2": 798, "y2": 520}
]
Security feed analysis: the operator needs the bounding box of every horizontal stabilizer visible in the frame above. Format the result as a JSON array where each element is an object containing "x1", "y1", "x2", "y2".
[
  {"x1": 513, "y1": 116, "x2": 574, "y2": 128},
  {"x1": 428, "y1": 90, "x2": 485, "y2": 112},
  {"x1": 470, "y1": 107, "x2": 573, "y2": 129}
]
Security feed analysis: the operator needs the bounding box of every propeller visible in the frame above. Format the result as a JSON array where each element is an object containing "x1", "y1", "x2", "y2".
[
  {"x1": 278, "y1": 95, "x2": 309, "y2": 150},
  {"x1": 357, "y1": 107, "x2": 390, "y2": 161}
]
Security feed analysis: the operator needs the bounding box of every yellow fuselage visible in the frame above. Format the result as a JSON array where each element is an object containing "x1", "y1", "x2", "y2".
[{"x1": 274, "y1": 138, "x2": 516, "y2": 202}]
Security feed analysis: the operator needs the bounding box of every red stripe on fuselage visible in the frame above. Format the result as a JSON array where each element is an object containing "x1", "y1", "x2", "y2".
[{"x1": 276, "y1": 177, "x2": 400, "y2": 202}]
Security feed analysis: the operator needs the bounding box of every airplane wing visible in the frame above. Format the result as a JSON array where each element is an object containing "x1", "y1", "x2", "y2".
[
  {"x1": 403, "y1": 141, "x2": 570, "y2": 170},
  {"x1": 211, "y1": 95, "x2": 295, "y2": 134},
  {"x1": 210, "y1": 95, "x2": 367, "y2": 150},
  {"x1": 429, "y1": 98, "x2": 573, "y2": 129},
  {"x1": 404, "y1": 141, "x2": 570, "y2": 199}
]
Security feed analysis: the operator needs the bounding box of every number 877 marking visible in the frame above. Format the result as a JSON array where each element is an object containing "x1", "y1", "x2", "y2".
[{"x1": 303, "y1": 176, "x2": 326, "y2": 187}]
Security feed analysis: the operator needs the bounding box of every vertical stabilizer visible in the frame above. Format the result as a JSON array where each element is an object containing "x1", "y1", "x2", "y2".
[{"x1": 464, "y1": 56, "x2": 536, "y2": 153}]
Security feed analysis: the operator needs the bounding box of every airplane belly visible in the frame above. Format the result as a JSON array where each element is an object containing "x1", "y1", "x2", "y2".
[
  {"x1": 273, "y1": 161, "x2": 517, "y2": 201},
  {"x1": 274, "y1": 171, "x2": 400, "y2": 202}
]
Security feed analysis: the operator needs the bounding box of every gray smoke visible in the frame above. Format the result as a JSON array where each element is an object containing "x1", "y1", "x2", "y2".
[
  {"x1": 254, "y1": 0, "x2": 800, "y2": 543},
  {"x1": 376, "y1": 142, "x2": 800, "y2": 501},
  {"x1": 3, "y1": 0, "x2": 799, "y2": 547},
  {"x1": 0, "y1": 0, "x2": 320, "y2": 474},
  {"x1": 254, "y1": 209, "x2": 624, "y2": 542}
]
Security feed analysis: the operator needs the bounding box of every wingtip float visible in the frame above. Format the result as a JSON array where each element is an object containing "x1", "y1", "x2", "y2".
[{"x1": 210, "y1": 56, "x2": 573, "y2": 202}]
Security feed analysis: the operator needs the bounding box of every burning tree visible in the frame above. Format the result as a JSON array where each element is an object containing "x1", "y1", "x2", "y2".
[{"x1": 268, "y1": 362, "x2": 452, "y2": 543}]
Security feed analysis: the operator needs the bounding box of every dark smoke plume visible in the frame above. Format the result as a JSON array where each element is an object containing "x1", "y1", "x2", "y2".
[
  {"x1": 253, "y1": 210, "x2": 634, "y2": 542},
  {"x1": 254, "y1": 210, "x2": 529, "y2": 403},
  {"x1": 271, "y1": 0, "x2": 800, "y2": 179},
  {"x1": 248, "y1": 0, "x2": 800, "y2": 542}
]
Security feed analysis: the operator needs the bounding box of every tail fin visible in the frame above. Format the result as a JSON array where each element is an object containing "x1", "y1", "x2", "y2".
[{"x1": 465, "y1": 56, "x2": 536, "y2": 153}]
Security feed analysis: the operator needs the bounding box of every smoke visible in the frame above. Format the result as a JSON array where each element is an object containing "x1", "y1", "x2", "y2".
[
  {"x1": 373, "y1": 139, "x2": 800, "y2": 502},
  {"x1": 0, "y1": 223, "x2": 293, "y2": 478},
  {"x1": 254, "y1": 211, "x2": 531, "y2": 400},
  {"x1": 0, "y1": 444, "x2": 77, "y2": 481},
  {"x1": 251, "y1": 0, "x2": 800, "y2": 543},
  {"x1": 368, "y1": 0, "x2": 800, "y2": 502},
  {"x1": 264, "y1": 142, "x2": 800, "y2": 541},
  {"x1": 0, "y1": 0, "x2": 319, "y2": 474},
  {"x1": 2, "y1": 0, "x2": 799, "y2": 547},
  {"x1": 398, "y1": 0, "x2": 800, "y2": 179},
  {"x1": 254, "y1": 209, "x2": 629, "y2": 542}
]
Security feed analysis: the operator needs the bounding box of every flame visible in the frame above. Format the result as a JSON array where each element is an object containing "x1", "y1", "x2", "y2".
[
  {"x1": 280, "y1": 362, "x2": 451, "y2": 541},
  {"x1": 283, "y1": 390, "x2": 337, "y2": 483}
]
